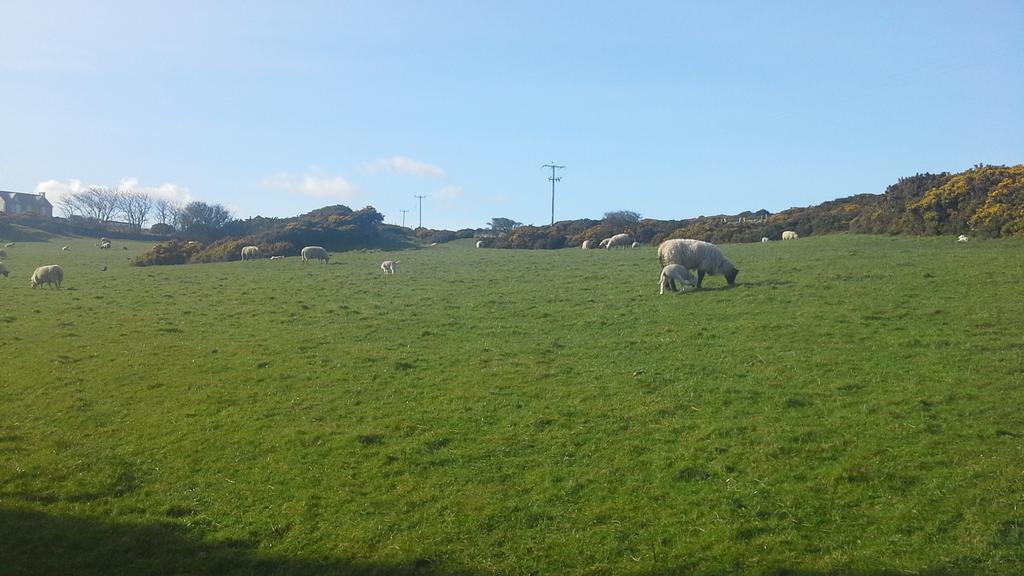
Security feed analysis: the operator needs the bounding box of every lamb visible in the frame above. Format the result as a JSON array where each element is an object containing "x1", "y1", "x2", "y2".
[
  {"x1": 0, "y1": 262, "x2": 8, "y2": 277},
  {"x1": 241, "y1": 245, "x2": 260, "y2": 260},
  {"x1": 598, "y1": 231, "x2": 630, "y2": 248},
  {"x1": 659, "y1": 264, "x2": 697, "y2": 294},
  {"x1": 380, "y1": 260, "x2": 399, "y2": 274},
  {"x1": 761, "y1": 237, "x2": 769, "y2": 243},
  {"x1": 782, "y1": 230, "x2": 799, "y2": 240},
  {"x1": 657, "y1": 238, "x2": 739, "y2": 288},
  {"x1": 958, "y1": 234, "x2": 969, "y2": 242},
  {"x1": 300, "y1": 246, "x2": 330, "y2": 263},
  {"x1": 30, "y1": 264, "x2": 64, "y2": 289},
  {"x1": 581, "y1": 240, "x2": 594, "y2": 250}
]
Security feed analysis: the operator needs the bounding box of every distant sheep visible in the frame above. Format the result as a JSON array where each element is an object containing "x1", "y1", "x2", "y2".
[
  {"x1": 782, "y1": 230, "x2": 799, "y2": 240},
  {"x1": 0, "y1": 262, "x2": 8, "y2": 277},
  {"x1": 476, "y1": 240, "x2": 484, "y2": 248},
  {"x1": 62, "y1": 245, "x2": 70, "y2": 251},
  {"x1": 958, "y1": 234, "x2": 969, "y2": 242},
  {"x1": 598, "y1": 238, "x2": 611, "y2": 248},
  {"x1": 99, "y1": 240, "x2": 112, "y2": 249},
  {"x1": 241, "y1": 245, "x2": 260, "y2": 260},
  {"x1": 761, "y1": 237, "x2": 769, "y2": 243},
  {"x1": 605, "y1": 233, "x2": 633, "y2": 249},
  {"x1": 657, "y1": 239, "x2": 738, "y2": 288},
  {"x1": 301, "y1": 246, "x2": 330, "y2": 263},
  {"x1": 581, "y1": 240, "x2": 594, "y2": 250},
  {"x1": 380, "y1": 260, "x2": 399, "y2": 274},
  {"x1": 631, "y1": 241, "x2": 641, "y2": 248},
  {"x1": 4, "y1": 242, "x2": 14, "y2": 248},
  {"x1": 659, "y1": 264, "x2": 696, "y2": 295},
  {"x1": 30, "y1": 264, "x2": 64, "y2": 289},
  {"x1": 269, "y1": 255, "x2": 284, "y2": 260}
]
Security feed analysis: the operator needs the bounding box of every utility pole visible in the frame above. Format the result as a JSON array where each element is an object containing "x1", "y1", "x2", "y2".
[
  {"x1": 542, "y1": 162, "x2": 564, "y2": 225},
  {"x1": 414, "y1": 195, "x2": 426, "y2": 229},
  {"x1": 400, "y1": 209, "x2": 409, "y2": 228}
]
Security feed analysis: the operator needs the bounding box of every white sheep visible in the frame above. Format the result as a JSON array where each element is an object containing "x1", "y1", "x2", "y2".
[
  {"x1": 300, "y1": 246, "x2": 330, "y2": 263},
  {"x1": 380, "y1": 260, "x2": 399, "y2": 274},
  {"x1": 476, "y1": 240, "x2": 484, "y2": 248},
  {"x1": 632, "y1": 241, "x2": 641, "y2": 248},
  {"x1": 761, "y1": 237, "x2": 769, "y2": 243},
  {"x1": 598, "y1": 238, "x2": 611, "y2": 248},
  {"x1": 241, "y1": 245, "x2": 260, "y2": 260},
  {"x1": 4, "y1": 242, "x2": 14, "y2": 248},
  {"x1": 782, "y1": 230, "x2": 799, "y2": 240},
  {"x1": 269, "y1": 255, "x2": 284, "y2": 260},
  {"x1": 99, "y1": 240, "x2": 112, "y2": 249},
  {"x1": 605, "y1": 233, "x2": 633, "y2": 249},
  {"x1": 581, "y1": 240, "x2": 594, "y2": 250},
  {"x1": 0, "y1": 262, "x2": 8, "y2": 277},
  {"x1": 30, "y1": 264, "x2": 64, "y2": 289},
  {"x1": 62, "y1": 245, "x2": 70, "y2": 251},
  {"x1": 958, "y1": 234, "x2": 969, "y2": 242},
  {"x1": 657, "y1": 238, "x2": 739, "y2": 288},
  {"x1": 659, "y1": 264, "x2": 697, "y2": 294}
]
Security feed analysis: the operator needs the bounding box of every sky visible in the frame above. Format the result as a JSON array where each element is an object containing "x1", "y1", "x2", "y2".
[{"x1": 2, "y1": 1, "x2": 1022, "y2": 231}]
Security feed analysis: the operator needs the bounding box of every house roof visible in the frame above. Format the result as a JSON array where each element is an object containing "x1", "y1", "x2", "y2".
[{"x1": 0, "y1": 191, "x2": 53, "y2": 207}]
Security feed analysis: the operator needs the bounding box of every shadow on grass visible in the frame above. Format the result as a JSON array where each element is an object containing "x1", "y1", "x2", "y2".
[
  {"x1": 0, "y1": 506, "x2": 479, "y2": 576},
  {"x1": 634, "y1": 565, "x2": 980, "y2": 576}
]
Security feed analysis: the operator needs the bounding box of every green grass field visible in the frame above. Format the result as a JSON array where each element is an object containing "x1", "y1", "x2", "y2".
[{"x1": 1, "y1": 233, "x2": 1023, "y2": 575}]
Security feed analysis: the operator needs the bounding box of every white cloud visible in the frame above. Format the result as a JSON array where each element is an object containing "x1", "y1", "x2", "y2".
[
  {"x1": 261, "y1": 172, "x2": 359, "y2": 201},
  {"x1": 34, "y1": 179, "x2": 89, "y2": 208},
  {"x1": 363, "y1": 156, "x2": 446, "y2": 179},
  {"x1": 117, "y1": 177, "x2": 192, "y2": 204},
  {"x1": 437, "y1": 185, "x2": 464, "y2": 202}
]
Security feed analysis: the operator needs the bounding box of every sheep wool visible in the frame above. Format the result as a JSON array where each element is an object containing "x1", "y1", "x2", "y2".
[
  {"x1": 605, "y1": 233, "x2": 633, "y2": 249},
  {"x1": 657, "y1": 239, "x2": 738, "y2": 288},
  {"x1": 30, "y1": 264, "x2": 64, "y2": 289},
  {"x1": 241, "y1": 245, "x2": 260, "y2": 260},
  {"x1": 380, "y1": 260, "x2": 398, "y2": 274},
  {"x1": 782, "y1": 230, "x2": 799, "y2": 240},
  {"x1": 300, "y1": 246, "x2": 330, "y2": 263}
]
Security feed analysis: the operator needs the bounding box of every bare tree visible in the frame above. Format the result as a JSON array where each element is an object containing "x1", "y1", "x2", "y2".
[
  {"x1": 119, "y1": 191, "x2": 153, "y2": 230},
  {"x1": 73, "y1": 186, "x2": 121, "y2": 222},
  {"x1": 58, "y1": 194, "x2": 86, "y2": 218}
]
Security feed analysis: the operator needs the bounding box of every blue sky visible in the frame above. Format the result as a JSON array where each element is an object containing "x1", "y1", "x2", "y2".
[{"x1": 2, "y1": 1, "x2": 1022, "y2": 230}]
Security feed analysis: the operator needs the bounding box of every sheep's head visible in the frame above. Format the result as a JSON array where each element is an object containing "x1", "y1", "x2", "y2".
[{"x1": 725, "y1": 268, "x2": 739, "y2": 285}]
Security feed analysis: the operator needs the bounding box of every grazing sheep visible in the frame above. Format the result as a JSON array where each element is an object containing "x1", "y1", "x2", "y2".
[
  {"x1": 476, "y1": 240, "x2": 484, "y2": 248},
  {"x1": 631, "y1": 241, "x2": 641, "y2": 248},
  {"x1": 761, "y1": 237, "x2": 769, "y2": 243},
  {"x1": 30, "y1": 264, "x2": 64, "y2": 289},
  {"x1": 380, "y1": 260, "x2": 399, "y2": 274},
  {"x1": 659, "y1": 264, "x2": 697, "y2": 294},
  {"x1": 62, "y1": 245, "x2": 70, "y2": 251},
  {"x1": 269, "y1": 255, "x2": 284, "y2": 260},
  {"x1": 99, "y1": 240, "x2": 112, "y2": 249},
  {"x1": 581, "y1": 240, "x2": 594, "y2": 250},
  {"x1": 958, "y1": 234, "x2": 969, "y2": 242},
  {"x1": 300, "y1": 245, "x2": 330, "y2": 263},
  {"x1": 0, "y1": 262, "x2": 8, "y2": 277},
  {"x1": 4, "y1": 242, "x2": 14, "y2": 248},
  {"x1": 241, "y1": 245, "x2": 260, "y2": 261},
  {"x1": 782, "y1": 230, "x2": 799, "y2": 240},
  {"x1": 657, "y1": 238, "x2": 739, "y2": 288},
  {"x1": 605, "y1": 233, "x2": 634, "y2": 249},
  {"x1": 598, "y1": 238, "x2": 611, "y2": 248}
]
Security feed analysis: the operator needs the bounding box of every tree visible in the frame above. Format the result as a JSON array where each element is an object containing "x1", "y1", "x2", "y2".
[
  {"x1": 118, "y1": 191, "x2": 153, "y2": 230},
  {"x1": 488, "y1": 217, "x2": 522, "y2": 235},
  {"x1": 152, "y1": 198, "x2": 182, "y2": 228},
  {"x1": 64, "y1": 186, "x2": 121, "y2": 222},
  {"x1": 603, "y1": 210, "x2": 641, "y2": 235},
  {"x1": 178, "y1": 201, "x2": 232, "y2": 239}
]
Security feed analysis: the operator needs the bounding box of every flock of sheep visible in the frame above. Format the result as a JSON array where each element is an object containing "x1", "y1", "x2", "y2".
[{"x1": 1, "y1": 230, "x2": 973, "y2": 293}]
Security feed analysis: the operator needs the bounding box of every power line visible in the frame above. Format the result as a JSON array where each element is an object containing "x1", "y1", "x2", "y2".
[
  {"x1": 542, "y1": 162, "x2": 564, "y2": 225},
  {"x1": 400, "y1": 209, "x2": 409, "y2": 228},
  {"x1": 414, "y1": 195, "x2": 426, "y2": 229}
]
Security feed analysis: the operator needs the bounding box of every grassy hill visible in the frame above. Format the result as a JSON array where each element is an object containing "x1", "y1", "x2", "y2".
[{"x1": 1, "y1": 234, "x2": 1023, "y2": 574}]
